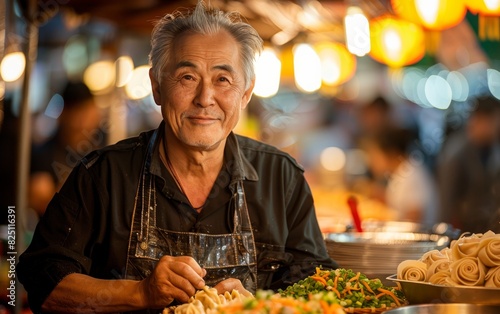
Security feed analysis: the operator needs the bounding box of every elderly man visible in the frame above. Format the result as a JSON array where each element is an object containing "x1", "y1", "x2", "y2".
[{"x1": 18, "y1": 1, "x2": 336, "y2": 312}]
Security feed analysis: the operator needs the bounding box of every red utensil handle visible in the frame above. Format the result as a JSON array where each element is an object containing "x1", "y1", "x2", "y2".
[{"x1": 347, "y1": 196, "x2": 363, "y2": 232}]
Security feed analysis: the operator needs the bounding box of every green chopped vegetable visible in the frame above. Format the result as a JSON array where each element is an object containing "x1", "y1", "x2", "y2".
[{"x1": 278, "y1": 268, "x2": 407, "y2": 310}]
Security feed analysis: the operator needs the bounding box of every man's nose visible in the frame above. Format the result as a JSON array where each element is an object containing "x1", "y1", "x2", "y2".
[{"x1": 194, "y1": 80, "x2": 215, "y2": 107}]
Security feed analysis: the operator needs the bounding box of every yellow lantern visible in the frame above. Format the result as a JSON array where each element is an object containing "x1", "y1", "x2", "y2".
[
  {"x1": 369, "y1": 15, "x2": 425, "y2": 68},
  {"x1": 467, "y1": 0, "x2": 500, "y2": 40},
  {"x1": 391, "y1": 0, "x2": 467, "y2": 30},
  {"x1": 314, "y1": 42, "x2": 357, "y2": 86},
  {"x1": 467, "y1": 0, "x2": 500, "y2": 15}
]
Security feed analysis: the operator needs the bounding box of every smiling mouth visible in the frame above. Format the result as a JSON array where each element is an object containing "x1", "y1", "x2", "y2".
[{"x1": 188, "y1": 116, "x2": 218, "y2": 124}]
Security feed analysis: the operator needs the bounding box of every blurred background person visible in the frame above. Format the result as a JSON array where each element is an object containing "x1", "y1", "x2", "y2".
[
  {"x1": 361, "y1": 126, "x2": 438, "y2": 228},
  {"x1": 355, "y1": 96, "x2": 396, "y2": 139},
  {"x1": 29, "y1": 81, "x2": 105, "y2": 218},
  {"x1": 437, "y1": 95, "x2": 500, "y2": 234}
]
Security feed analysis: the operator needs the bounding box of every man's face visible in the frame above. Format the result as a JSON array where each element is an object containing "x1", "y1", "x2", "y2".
[{"x1": 150, "y1": 30, "x2": 254, "y2": 151}]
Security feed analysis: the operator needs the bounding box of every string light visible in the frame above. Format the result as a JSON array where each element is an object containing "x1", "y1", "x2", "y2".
[
  {"x1": 254, "y1": 48, "x2": 281, "y2": 98},
  {"x1": 293, "y1": 43, "x2": 322, "y2": 93},
  {"x1": 344, "y1": 6, "x2": 371, "y2": 57}
]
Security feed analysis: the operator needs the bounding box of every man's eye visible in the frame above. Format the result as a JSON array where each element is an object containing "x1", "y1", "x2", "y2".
[
  {"x1": 183, "y1": 75, "x2": 194, "y2": 80},
  {"x1": 218, "y1": 77, "x2": 230, "y2": 83}
]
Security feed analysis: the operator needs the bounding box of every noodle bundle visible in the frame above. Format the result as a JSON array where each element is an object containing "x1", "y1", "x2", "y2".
[
  {"x1": 428, "y1": 271, "x2": 451, "y2": 286},
  {"x1": 426, "y1": 259, "x2": 451, "y2": 279},
  {"x1": 449, "y1": 257, "x2": 486, "y2": 286},
  {"x1": 451, "y1": 234, "x2": 481, "y2": 260},
  {"x1": 477, "y1": 231, "x2": 500, "y2": 268},
  {"x1": 419, "y1": 250, "x2": 447, "y2": 267},
  {"x1": 485, "y1": 266, "x2": 500, "y2": 288},
  {"x1": 397, "y1": 260, "x2": 427, "y2": 282}
]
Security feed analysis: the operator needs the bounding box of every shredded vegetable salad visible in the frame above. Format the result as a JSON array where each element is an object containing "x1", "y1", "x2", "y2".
[{"x1": 278, "y1": 268, "x2": 407, "y2": 311}]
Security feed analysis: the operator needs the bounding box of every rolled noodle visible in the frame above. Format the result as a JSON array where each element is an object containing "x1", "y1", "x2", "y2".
[
  {"x1": 450, "y1": 234, "x2": 481, "y2": 260},
  {"x1": 397, "y1": 260, "x2": 427, "y2": 282},
  {"x1": 449, "y1": 257, "x2": 486, "y2": 286},
  {"x1": 439, "y1": 247, "x2": 453, "y2": 260},
  {"x1": 419, "y1": 250, "x2": 447, "y2": 267},
  {"x1": 485, "y1": 266, "x2": 500, "y2": 288},
  {"x1": 426, "y1": 259, "x2": 451, "y2": 279},
  {"x1": 428, "y1": 271, "x2": 452, "y2": 286},
  {"x1": 478, "y1": 231, "x2": 500, "y2": 268}
]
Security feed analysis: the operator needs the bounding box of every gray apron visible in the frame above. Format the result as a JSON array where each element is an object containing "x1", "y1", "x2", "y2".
[{"x1": 124, "y1": 129, "x2": 258, "y2": 295}]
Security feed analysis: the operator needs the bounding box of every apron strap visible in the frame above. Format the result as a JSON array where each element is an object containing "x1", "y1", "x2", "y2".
[{"x1": 126, "y1": 130, "x2": 158, "y2": 264}]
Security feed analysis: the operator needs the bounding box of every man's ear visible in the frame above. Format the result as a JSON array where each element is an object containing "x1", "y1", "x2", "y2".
[
  {"x1": 241, "y1": 79, "x2": 255, "y2": 110},
  {"x1": 149, "y1": 68, "x2": 161, "y2": 106}
]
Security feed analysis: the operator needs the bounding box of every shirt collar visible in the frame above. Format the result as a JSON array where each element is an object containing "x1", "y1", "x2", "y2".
[{"x1": 224, "y1": 132, "x2": 259, "y2": 182}]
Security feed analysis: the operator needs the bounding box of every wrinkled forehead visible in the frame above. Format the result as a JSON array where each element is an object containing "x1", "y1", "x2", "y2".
[{"x1": 169, "y1": 29, "x2": 242, "y2": 68}]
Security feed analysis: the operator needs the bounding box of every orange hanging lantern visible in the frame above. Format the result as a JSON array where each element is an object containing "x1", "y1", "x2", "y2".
[
  {"x1": 467, "y1": 0, "x2": 500, "y2": 15},
  {"x1": 314, "y1": 42, "x2": 357, "y2": 86},
  {"x1": 369, "y1": 15, "x2": 425, "y2": 68},
  {"x1": 391, "y1": 0, "x2": 467, "y2": 30},
  {"x1": 467, "y1": 0, "x2": 500, "y2": 40}
]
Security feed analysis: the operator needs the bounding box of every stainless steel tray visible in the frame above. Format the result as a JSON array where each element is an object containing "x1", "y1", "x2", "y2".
[
  {"x1": 324, "y1": 232, "x2": 449, "y2": 245},
  {"x1": 324, "y1": 233, "x2": 450, "y2": 278},
  {"x1": 387, "y1": 275, "x2": 500, "y2": 305},
  {"x1": 382, "y1": 303, "x2": 500, "y2": 314}
]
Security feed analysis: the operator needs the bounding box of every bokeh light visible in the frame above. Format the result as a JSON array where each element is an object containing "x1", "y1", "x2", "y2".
[
  {"x1": 293, "y1": 43, "x2": 322, "y2": 93},
  {"x1": 44, "y1": 93, "x2": 64, "y2": 119},
  {"x1": 344, "y1": 6, "x2": 371, "y2": 57},
  {"x1": 125, "y1": 65, "x2": 152, "y2": 100},
  {"x1": 415, "y1": 0, "x2": 440, "y2": 26},
  {"x1": 0, "y1": 52, "x2": 26, "y2": 82},
  {"x1": 83, "y1": 60, "x2": 116, "y2": 94},
  {"x1": 254, "y1": 48, "x2": 281, "y2": 98},
  {"x1": 425, "y1": 75, "x2": 452, "y2": 109},
  {"x1": 447, "y1": 71, "x2": 469, "y2": 101},
  {"x1": 316, "y1": 42, "x2": 356, "y2": 86},
  {"x1": 487, "y1": 68, "x2": 500, "y2": 100},
  {"x1": 370, "y1": 16, "x2": 425, "y2": 68},
  {"x1": 320, "y1": 146, "x2": 346, "y2": 172},
  {"x1": 63, "y1": 35, "x2": 89, "y2": 78},
  {"x1": 115, "y1": 56, "x2": 134, "y2": 88}
]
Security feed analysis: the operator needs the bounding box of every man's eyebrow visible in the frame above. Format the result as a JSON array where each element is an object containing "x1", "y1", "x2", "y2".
[
  {"x1": 214, "y1": 64, "x2": 235, "y2": 74},
  {"x1": 175, "y1": 60, "x2": 197, "y2": 69},
  {"x1": 174, "y1": 61, "x2": 235, "y2": 74}
]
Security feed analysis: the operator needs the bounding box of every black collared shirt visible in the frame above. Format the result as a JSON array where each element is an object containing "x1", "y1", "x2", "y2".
[{"x1": 18, "y1": 125, "x2": 336, "y2": 312}]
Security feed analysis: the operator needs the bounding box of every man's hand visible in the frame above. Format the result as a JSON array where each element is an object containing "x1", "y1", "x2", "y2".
[
  {"x1": 214, "y1": 278, "x2": 252, "y2": 298},
  {"x1": 139, "y1": 256, "x2": 207, "y2": 308}
]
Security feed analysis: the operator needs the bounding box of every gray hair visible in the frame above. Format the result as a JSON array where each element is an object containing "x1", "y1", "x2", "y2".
[{"x1": 149, "y1": 1, "x2": 263, "y2": 89}]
